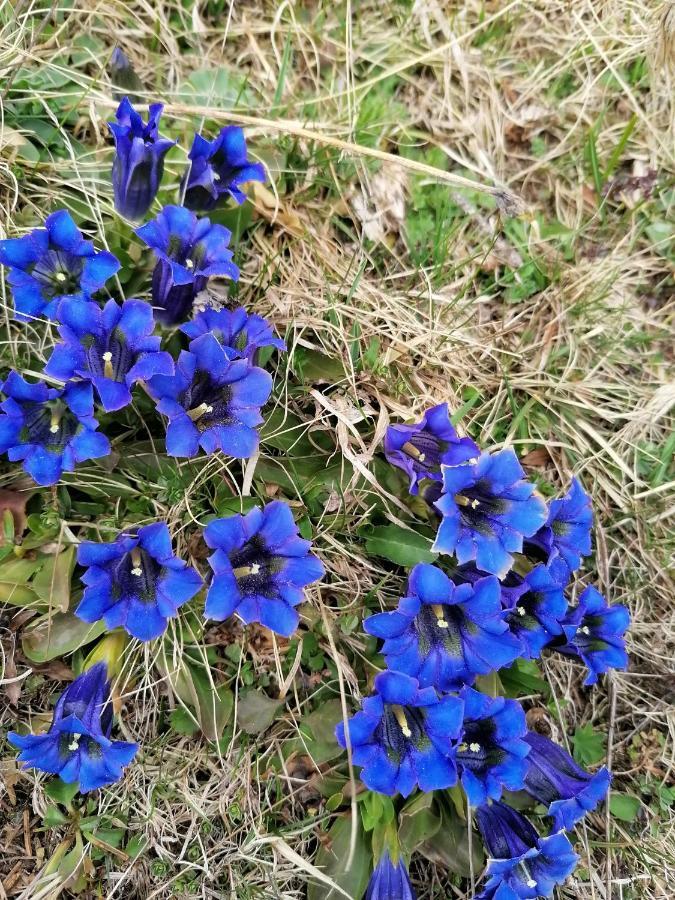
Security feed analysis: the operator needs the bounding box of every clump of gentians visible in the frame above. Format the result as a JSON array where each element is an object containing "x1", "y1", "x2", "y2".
[
  {"x1": 8, "y1": 663, "x2": 138, "y2": 792},
  {"x1": 335, "y1": 403, "x2": 630, "y2": 893}
]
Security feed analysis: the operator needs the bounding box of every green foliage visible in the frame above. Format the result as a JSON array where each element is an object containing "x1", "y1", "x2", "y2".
[
  {"x1": 360, "y1": 523, "x2": 436, "y2": 567},
  {"x1": 308, "y1": 814, "x2": 371, "y2": 900},
  {"x1": 572, "y1": 724, "x2": 607, "y2": 766}
]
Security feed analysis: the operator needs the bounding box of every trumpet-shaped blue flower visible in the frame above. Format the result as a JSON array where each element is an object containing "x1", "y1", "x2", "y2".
[
  {"x1": 45, "y1": 298, "x2": 174, "y2": 412},
  {"x1": 364, "y1": 564, "x2": 521, "y2": 692},
  {"x1": 180, "y1": 306, "x2": 286, "y2": 361},
  {"x1": 557, "y1": 585, "x2": 630, "y2": 685},
  {"x1": 433, "y1": 449, "x2": 547, "y2": 578},
  {"x1": 76, "y1": 522, "x2": 203, "y2": 641},
  {"x1": 366, "y1": 849, "x2": 416, "y2": 900},
  {"x1": 108, "y1": 97, "x2": 176, "y2": 220},
  {"x1": 136, "y1": 205, "x2": 239, "y2": 324},
  {"x1": 204, "y1": 500, "x2": 324, "y2": 637},
  {"x1": 335, "y1": 671, "x2": 463, "y2": 797},
  {"x1": 523, "y1": 732, "x2": 610, "y2": 832},
  {"x1": 0, "y1": 209, "x2": 120, "y2": 321},
  {"x1": 0, "y1": 374, "x2": 110, "y2": 486},
  {"x1": 529, "y1": 478, "x2": 593, "y2": 584},
  {"x1": 475, "y1": 802, "x2": 578, "y2": 899},
  {"x1": 147, "y1": 333, "x2": 272, "y2": 459},
  {"x1": 384, "y1": 403, "x2": 479, "y2": 495},
  {"x1": 8, "y1": 663, "x2": 137, "y2": 793},
  {"x1": 456, "y1": 688, "x2": 529, "y2": 807},
  {"x1": 181, "y1": 127, "x2": 266, "y2": 211},
  {"x1": 500, "y1": 564, "x2": 567, "y2": 659}
]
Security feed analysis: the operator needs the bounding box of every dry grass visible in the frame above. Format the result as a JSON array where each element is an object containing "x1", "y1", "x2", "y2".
[{"x1": 0, "y1": 0, "x2": 674, "y2": 898}]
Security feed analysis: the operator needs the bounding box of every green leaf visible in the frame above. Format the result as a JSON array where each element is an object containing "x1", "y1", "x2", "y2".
[
  {"x1": 236, "y1": 689, "x2": 283, "y2": 735},
  {"x1": 500, "y1": 658, "x2": 549, "y2": 699},
  {"x1": 169, "y1": 706, "x2": 199, "y2": 736},
  {"x1": 32, "y1": 545, "x2": 76, "y2": 613},
  {"x1": 417, "y1": 799, "x2": 483, "y2": 876},
  {"x1": 293, "y1": 349, "x2": 348, "y2": 385},
  {"x1": 361, "y1": 524, "x2": 436, "y2": 567},
  {"x1": 359, "y1": 792, "x2": 395, "y2": 833},
  {"x1": 43, "y1": 805, "x2": 70, "y2": 827},
  {"x1": 308, "y1": 814, "x2": 371, "y2": 900},
  {"x1": 284, "y1": 699, "x2": 343, "y2": 765},
  {"x1": 179, "y1": 68, "x2": 255, "y2": 108},
  {"x1": 158, "y1": 650, "x2": 233, "y2": 742},
  {"x1": 398, "y1": 791, "x2": 441, "y2": 857},
  {"x1": 609, "y1": 792, "x2": 641, "y2": 822},
  {"x1": 22, "y1": 612, "x2": 106, "y2": 663},
  {"x1": 572, "y1": 724, "x2": 606, "y2": 766},
  {"x1": 44, "y1": 779, "x2": 79, "y2": 805}
]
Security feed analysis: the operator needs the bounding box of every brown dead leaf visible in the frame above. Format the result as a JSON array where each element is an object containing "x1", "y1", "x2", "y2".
[
  {"x1": 250, "y1": 182, "x2": 304, "y2": 237},
  {"x1": 520, "y1": 448, "x2": 552, "y2": 467},
  {"x1": 0, "y1": 487, "x2": 34, "y2": 543}
]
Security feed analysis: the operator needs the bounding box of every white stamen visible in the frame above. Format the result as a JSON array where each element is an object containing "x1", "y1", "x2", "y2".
[
  {"x1": 55, "y1": 271, "x2": 67, "y2": 283},
  {"x1": 102, "y1": 351, "x2": 113, "y2": 362},
  {"x1": 437, "y1": 618, "x2": 449, "y2": 629},
  {"x1": 417, "y1": 452, "x2": 426, "y2": 463},
  {"x1": 469, "y1": 742, "x2": 481, "y2": 753},
  {"x1": 131, "y1": 566, "x2": 143, "y2": 576},
  {"x1": 468, "y1": 457, "x2": 479, "y2": 465},
  {"x1": 204, "y1": 405, "x2": 213, "y2": 413},
  {"x1": 580, "y1": 625, "x2": 591, "y2": 635},
  {"x1": 68, "y1": 734, "x2": 81, "y2": 751},
  {"x1": 401, "y1": 725, "x2": 412, "y2": 738},
  {"x1": 185, "y1": 258, "x2": 194, "y2": 270},
  {"x1": 250, "y1": 563, "x2": 261, "y2": 575},
  {"x1": 516, "y1": 606, "x2": 526, "y2": 617},
  {"x1": 49, "y1": 424, "x2": 59, "y2": 433},
  {"x1": 470, "y1": 498, "x2": 480, "y2": 509},
  {"x1": 214, "y1": 173, "x2": 221, "y2": 182},
  {"x1": 527, "y1": 880, "x2": 537, "y2": 889}
]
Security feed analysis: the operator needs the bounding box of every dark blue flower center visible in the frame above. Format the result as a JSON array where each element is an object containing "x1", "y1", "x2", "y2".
[
  {"x1": 506, "y1": 590, "x2": 542, "y2": 633},
  {"x1": 180, "y1": 370, "x2": 234, "y2": 431},
  {"x1": 415, "y1": 603, "x2": 474, "y2": 658},
  {"x1": 22, "y1": 400, "x2": 79, "y2": 450},
  {"x1": 82, "y1": 328, "x2": 135, "y2": 381},
  {"x1": 110, "y1": 545, "x2": 162, "y2": 605},
  {"x1": 375, "y1": 704, "x2": 430, "y2": 760},
  {"x1": 230, "y1": 535, "x2": 282, "y2": 597},
  {"x1": 457, "y1": 718, "x2": 503, "y2": 772},
  {"x1": 403, "y1": 431, "x2": 445, "y2": 475},
  {"x1": 166, "y1": 234, "x2": 207, "y2": 271},
  {"x1": 456, "y1": 478, "x2": 509, "y2": 530},
  {"x1": 30, "y1": 249, "x2": 84, "y2": 296},
  {"x1": 58, "y1": 731, "x2": 98, "y2": 759}
]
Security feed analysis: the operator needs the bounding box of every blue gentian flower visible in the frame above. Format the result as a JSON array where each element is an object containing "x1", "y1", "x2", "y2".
[
  {"x1": 0, "y1": 373, "x2": 110, "y2": 486},
  {"x1": 136, "y1": 205, "x2": 239, "y2": 325},
  {"x1": 556, "y1": 585, "x2": 630, "y2": 685},
  {"x1": 335, "y1": 671, "x2": 463, "y2": 797},
  {"x1": 204, "y1": 501, "x2": 324, "y2": 637},
  {"x1": 543, "y1": 477, "x2": 593, "y2": 578},
  {"x1": 384, "y1": 403, "x2": 479, "y2": 496},
  {"x1": 108, "y1": 97, "x2": 176, "y2": 220},
  {"x1": 432, "y1": 449, "x2": 547, "y2": 578},
  {"x1": 147, "y1": 332, "x2": 272, "y2": 458},
  {"x1": 0, "y1": 209, "x2": 120, "y2": 321},
  {"x1": 180, "y1": 307, "x2": 286, "y2": 361},
  {"x1": 8, "y1": 663, "x2": 137, "y2": 793},
  {"x1": 366, "y1": 849, "x2": 416, "y2": 900},
  {"x1": 475, "y1": 802, "x2": 579, "y2": 899},
  {"x1": 523, "y1": 732, "x2": 610, "y2": 832},
  {"x1": 45, "y1": 298, "x2": 174, "y2": 412},
  {"x1": 75, "y1": 522, "x2": 203, "y2": 641},
  {"x1": 500, "y1": 563, "x2": 567, "y2": 659},
  {"x1": 364, "y1": 564, "x2": 521, "y2": 692},
  {"x1": 456, "y1": 688, "x2": 530, "y2": 807},
  {"x1": 181, "y1": 127, "x2": 266, "y2": 211}
]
